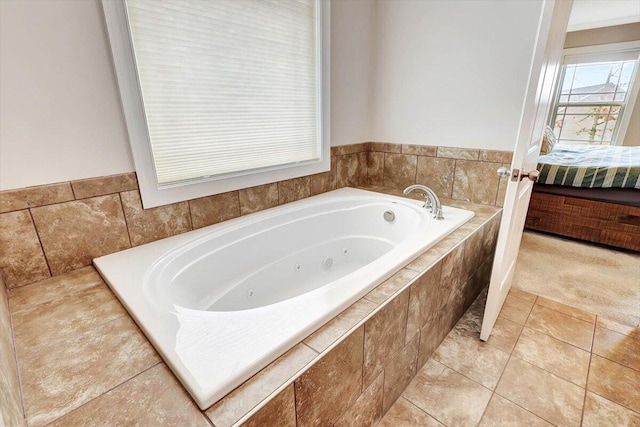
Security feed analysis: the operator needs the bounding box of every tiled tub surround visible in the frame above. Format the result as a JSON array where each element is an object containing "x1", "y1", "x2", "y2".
[
  {"x1": 0, "y1": 142, "x2": 511, "y2": 288},
  {"x1": 5, "y1": 190, "x2": 501, "y2": 426}
]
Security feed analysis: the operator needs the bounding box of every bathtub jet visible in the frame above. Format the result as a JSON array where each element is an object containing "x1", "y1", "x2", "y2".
[{"x1": 94, "y1": 188, "x2": 474, "y2": 409}]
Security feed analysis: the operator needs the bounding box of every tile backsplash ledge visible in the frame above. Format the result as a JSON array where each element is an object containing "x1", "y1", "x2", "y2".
[{"x1": 0, "y1": 142, "x2": 511, "y2": 288}]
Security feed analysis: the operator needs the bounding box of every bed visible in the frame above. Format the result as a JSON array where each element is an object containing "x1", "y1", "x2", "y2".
[{"x1": 525, "y1": 144, "x2": 640, "y2": 251}]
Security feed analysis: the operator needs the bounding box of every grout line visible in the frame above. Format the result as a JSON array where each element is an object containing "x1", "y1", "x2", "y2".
[
  {"x1": 580, "y1": 319, "x2": 597, "y2": 426},
  {"x1": 117, "y1": 192, "x2": 134, "y2": 248},
  {"x1": 401, "y1": 396, "x2": 445, "y2": 426},
  {"x1": 6, "y1": 289, "x2": 29, "y2": 425},
  {"x1": 27, "y1": 208, "x2": 54, "y2": 279}
]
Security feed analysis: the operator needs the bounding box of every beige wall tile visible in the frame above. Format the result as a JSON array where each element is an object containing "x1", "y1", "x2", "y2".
[
  {"x1": 525, "y1": 305, "x2": 594, "y2": 351},
  {"x1": 8, "y1": 266, "x2": 101, "y2": 313},
  {"x1": 439, "y1": 243, "x2": 466, "y2": 319},
  {"x1": 593, "y1": 326, "x2": 640, "y2": 371},
  {"x1": 405, "y1": 244, "x2": 449, "y2": 273},
  {"x1": 336, "y1": 153, "x2": 361, "y2": 188},
  {"x1": 582, "y1": 391, "x2": 640, "y2": 427},
  {"x1": 49, "y1": 364, "x2": 208, "y2": 427},
  {"x1": 243, "y1": 385, "x2": 296, "y2": 427},
  {"x1": 417, "y1": 312, "x2": 449, "y2": 370},
  {"x1": 12, "y1": 283, "x2": 126, "y2": 359},
  {"x1": 363, "y1": 291, "x2": 410, "y2": 386},
  {"x1": 406, "y1": 263, "x2": 442, "y2": 343},
  {"x1": 71, "y1": 173, "x2": 138, "y2": 199},
  {"x1": 20, "y1": 316, "x2": 160, "y2": 427},
  {"x1": 452, "y1": 160, "x2": 501, "y2": 205},
  {"x1": 278, "y1": 176, "x2": 311, "y2": 204},
  {"x1": 496, "y1": 357, "x2": 584, "y2": 426},
  {"x1": 367, "y1": 152, "x2": 386, "y2": 186},
  {"x1": 0, "y1": 210, "x2": 51, "y2": 287},
  {"x1": 512, "y1": 327, "x2": 591, "y2": 387},
  {"x1": 238, "y1": 183, "x2": 279, "y2": 215},
  {"x1": 437, "y1": 147, "x2": 479, "y2": 160},
  {"x1": 189, "y1": 191, "x2": 240, "y2": 229},
  {"x1": 304, "y1": 299, "x2": 377, "y2": 353},
  {"x1": 479, "y1": 150, "x2": 513, "y2": 164},
  {"x1": 120, "y1": 190, "x2": 191, "y2": 246},
  {"x1": 370, "y1": 142, "x2": 401, "y2": 153},
  {"x1": 383, "y1": 334, "x2": 419, "y2": 413},
  {"x1": 403, "y1": 358, "x2": 492, "y2": 426},
  {"x1": 0, "y1": 183, "x2": 74, "y2": 214},
  {"x1": 434, "y1": 330, "x2": 509, "y2": 390},
  {"x1": 402, "y1": 145, "x2": 437, "y2": 156},
  {"x1": 357, "y1": 152, "x2": 368, "y2": 185},
  {"x1": 496, "y1": 173, "x2": 508, "y2": 207},
  {"x1": 295, "y1": 327, "x2": 364, "y2": 427},
  {"x1": 331, "y1": 142, "x2": 370, "y2": 156},
  {"x1": 31, "y1": 195, "x2": 130, "y2": 276},
  {"x1": 479, "y1": 394, "x2": 552, "y2": 427},
  {"x1": 309, "y1": 165, "x2": 336, "y2": 197},
  {"x1": 415, "y1": 156, "x2": 456, "y2": 199},
  {"x1": 335, "y1": 373, "x2": 384, "y2": 427},
  {"x1": 364, "y1": 268, "x2": 417, "y2": 305},
  {"x1": 0, "y1": 276, "x2": 25, "y2": 427},
  {"x1": 588, "y1": 355, "x2": 640, "y2": 413},
  {"x1": 206, "y1": 343, "x2": 317, "y2": 427},
  {"x1": 383, "y1": 153, "x2": 417, "y2": 189},
  {"x1": 379, "y1": 397, "x2": 443, "y2": 427}
]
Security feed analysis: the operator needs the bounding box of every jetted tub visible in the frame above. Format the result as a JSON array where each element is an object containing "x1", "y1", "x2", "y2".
[{"x1": 94, "y1": 188, "x2": 474, "y2": 409}]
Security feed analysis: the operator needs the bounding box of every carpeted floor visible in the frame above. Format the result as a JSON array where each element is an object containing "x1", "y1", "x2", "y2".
[{"x1": 514, "y1": 230, "x2": 640, "y2": 327}]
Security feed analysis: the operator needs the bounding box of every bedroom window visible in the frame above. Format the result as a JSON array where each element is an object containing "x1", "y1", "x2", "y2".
[
  {"x1": 550, "y1": 42, "x2": 640, "y2": 147},
  {"x1": 103, "y1": 0, "x2": 330, "y2": 208}
]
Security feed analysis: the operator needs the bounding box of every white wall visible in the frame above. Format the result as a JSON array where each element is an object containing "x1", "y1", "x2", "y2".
[
  {"x1": 330, "y1": 0, "x2": 375, "y2": 146},
  {"x1": 371, "y1": 0, "x2": 544, "y2": 151},
  {"x1": 0, "y1": 0, "x2": 135, "y2": 190},
  {"x1": 0, "y1": 0, "x2": 376, "y2": 190}
]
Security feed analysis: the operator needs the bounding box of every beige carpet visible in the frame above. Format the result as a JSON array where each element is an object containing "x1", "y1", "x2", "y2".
[{"x1": 514, "y1": 231, "x2": 640, "y2": 327}]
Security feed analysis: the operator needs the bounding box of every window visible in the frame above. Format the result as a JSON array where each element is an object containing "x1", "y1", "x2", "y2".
[
  {"x1": 103, "y1": 0, "x2": 330, "y2": 208},
  {"x1": 550, "y1": 42, "x2": 640, "y2": 146}
]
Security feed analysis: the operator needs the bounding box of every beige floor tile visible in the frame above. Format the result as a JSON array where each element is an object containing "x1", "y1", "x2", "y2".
[
  {"x1": 433, "y1": 330, "x2": 509, "y2": 390},
  {"x1": 508, "y1": 287, "x2": 537, "y2": 303},
  {"x1": 596, "y1": 316, "x2": 640, "y2": 337},
  {"x1": 495, "y1": 357, "x2": 584, "y2": 426},
  {"x1": 587, "y1": 355, "x2": 640, "y2": 413},
  {"x1": 488, "y1": 317, "x2": 524, "y2": 353},
  {"x1": 499, "y1": 294, "x2": 534, "y2": 325},
  {"x1": 20, "y1": 316, "x2": 160, "y2": 427},
  {"x1": 525, "y1": 304, "x2": 594, "y2": 350},
  {"x1": 403, "y1": 358, "x2": 492, "y2": 426},
  {"x1": 205, "y1": 343, "x2": 317, "y2": 427},
  {"x1": 593, "y1": 326, "x2": 640, "y2": 372},
  {"x1": 535, "y1": 296, "x2": 596, "y2": 323},
  {"x1": 582, "y1": 391, "x2": 640, "y2": 427},
  {"x1": 379, "y1": 397, "x2": 443, "y2": 427},
  {"x1": 512, "y1": 327, "x2": 590, "y2": 387},
  {"x1": 49, "y1": 364, "x2": 208, "y2": 427},
  {"x1": 478, "y1": 394, "x2": 553, "y2": 427}
]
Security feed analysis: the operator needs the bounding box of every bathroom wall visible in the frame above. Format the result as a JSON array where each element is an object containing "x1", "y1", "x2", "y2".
[
  {"x1": 0, "y1": 275, "x2": 26, "y2": 427},
  {"x1": 0, "y1": 0, "x2": 376, "y2": 190},
  {"x1": 564, "y1": 23, "x2": 640, "y2": 147},
  {"x1": 370, "y1": 0, "x2": 544, "y2": 151}
]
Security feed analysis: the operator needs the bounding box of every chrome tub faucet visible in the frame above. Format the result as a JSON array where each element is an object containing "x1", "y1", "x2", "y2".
[{"x1": 403, "y1": 185, "x2": 444, "y2": 220}]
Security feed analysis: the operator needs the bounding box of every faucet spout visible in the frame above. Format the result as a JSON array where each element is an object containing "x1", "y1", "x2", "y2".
[{"x1": 403, "y1": 185, "x2": 444, "y2": 220}]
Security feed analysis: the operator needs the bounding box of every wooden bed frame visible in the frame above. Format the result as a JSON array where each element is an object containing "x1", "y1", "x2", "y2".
[{"x1": 525, "y1": 189, "x2": 640, "y2": 252}]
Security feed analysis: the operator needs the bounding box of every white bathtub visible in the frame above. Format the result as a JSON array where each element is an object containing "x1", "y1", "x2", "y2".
[{"x1": 94, "y1": 188, "x2": 473, "y2": 409}]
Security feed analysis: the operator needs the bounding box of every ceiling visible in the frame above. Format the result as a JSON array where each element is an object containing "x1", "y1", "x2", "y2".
[{"x1": 567, "y1": 0, "x2": 640, "y2": 32}]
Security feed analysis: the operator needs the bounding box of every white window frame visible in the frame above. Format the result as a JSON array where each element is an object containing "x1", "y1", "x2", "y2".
[
  {"x1": 102, "y1": 0, "x2": 330, "y2": 208},
  {"x1": 549, "y1": 41, "x2": 640, "y2": 146}
]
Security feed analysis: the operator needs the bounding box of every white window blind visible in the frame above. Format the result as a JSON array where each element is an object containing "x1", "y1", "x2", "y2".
[{"x1": 124, "y1": 0, "x2": 320, "y2": 185}]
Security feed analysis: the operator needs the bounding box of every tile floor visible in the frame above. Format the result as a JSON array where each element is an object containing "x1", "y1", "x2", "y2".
[{"x1": 380, "y1": 287, "x2": 640, "y2": 427}]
